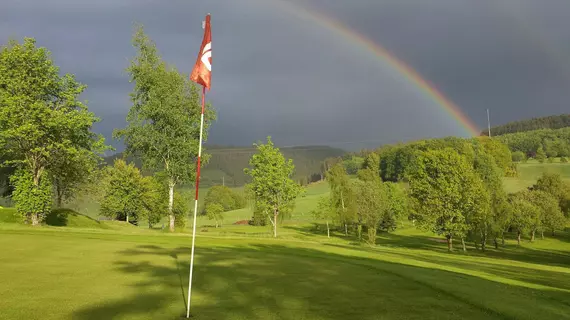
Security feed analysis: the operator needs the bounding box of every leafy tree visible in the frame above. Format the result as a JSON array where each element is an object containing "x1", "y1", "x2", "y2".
[
  {"x1": 343, "y1": 156, "x2": 364, "y2": 175},
  {"x1": 205, "y1": 203, "x2": 224, "y2": 228},
  {"x1": 526, "y1": 190, "x2": 565, "y2": 239},
  {"x1": 561, "y1": 157, "x2": 568, "y2": 163},
  {"x1": 354, "y1": 179, "x2": 389, "y2": 245},
  {"x1": 51, "y1": 149, "x2": 104, "y2": 208},
  {"x1": 406, "y1": 148, "x2": 487, "y2": 251},
  {"x1": 475, "y1": 137, "x2": 512, "y2": 172},
  {"x1": 311, "y1": 196, "x2": 335, "y2": 238},
  {"x1": 511, "y1": 151, "x2": 526, "y2": 163},
  {"x1": 244, "y1": 137, "x2": 302, "y2": 237},
  {"x1": 509, "y1": 192, "x2": 537, "y2": 245},
  {"x1": 327, "y1": 163, "x2": 357, "y2": 235},
  {"x1": 380, "y1": 182, "x2": 408, "y2": 232},
  {"x1": 536, "y1": 146, "x2": 547, "y2": 163},
  {"x1": 533, "y1": 173, "x2": 570, "y2": 217},
  {"x1": 115, "y1": 26, "x2": 215, "y2": 232},
  {"x1": 0, "y1": 38, "x2": 107, "y2": 225},
  {"x1": 100, "y1": 159, "x2": 155, "y2": 224}
]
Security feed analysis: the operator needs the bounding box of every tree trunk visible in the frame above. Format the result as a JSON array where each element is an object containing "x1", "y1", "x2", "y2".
[
  {"x1": 168, "y1": 180, "x2": 175, "y2": 232},
  {"x1": 541, "y1": 231, "x2": 544, "y2": 239},
  {"x1": 126, "y1": 214, "x2": 129, "y2": 224},
  {"x1": 326, "y1": 221, "x2": 330, "y2": 238},
  {"x1": 461, "y1": 238, "x2": 466, "y2": 252},
  {"x1": 517, "y1": 232, "x2": 521, "y2": 245},
  {"x1": 30, "y1": 213, "x2": 39, "y2": 226},
  {"x1": 357, "y1": 224, "x2": 362, "y2": 240},
  {"x1": 344, "y1": 223, "x2": 348, "y2": 236},
  {"x1": 531, "y1": 230, "x2": 535, "y2": 242},
  {"x1": 481, "y1": 231, "x2": 487, "y2": 252},
  {"x1": 273, "y1": 210, "x2": 278, "y2": 238},
  {"x1": 493, "y1": 238, "x2": 498, "y2": 249},
  {"x1": 446, "y1": 235, "x2": 453, "y2": 252},
  {"x1": 501, "y1": 232, "x2": 505, "y2": 245},
  {"x1": 30, "y1": 166, "x2": 44, "y2": 226}
]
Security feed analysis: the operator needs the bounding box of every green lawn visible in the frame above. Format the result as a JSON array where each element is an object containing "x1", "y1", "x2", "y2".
[
  {"x1": 1, "y1": 224, "x2": 569, "y2": 320},
  {"x1": 504, "y1": 160, "x2": 570, "y2": 193}
]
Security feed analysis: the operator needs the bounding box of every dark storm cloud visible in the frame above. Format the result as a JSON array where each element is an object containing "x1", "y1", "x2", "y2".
[{"x1": 2, "y1": 0, "x2": 570, "y2": 151}]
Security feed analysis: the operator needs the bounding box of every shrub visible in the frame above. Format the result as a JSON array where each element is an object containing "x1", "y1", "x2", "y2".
[
  {"x1": 560, "y1": 157, "x2": 568, "y2": 163},
  {"x1": 10, "y1": 169, "x2": 52, "y2": 224}
]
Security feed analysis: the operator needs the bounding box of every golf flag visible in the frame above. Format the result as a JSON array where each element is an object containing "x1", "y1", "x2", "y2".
[{"x1": 190, "y1": 14, "x2": 212, "y2": 89}]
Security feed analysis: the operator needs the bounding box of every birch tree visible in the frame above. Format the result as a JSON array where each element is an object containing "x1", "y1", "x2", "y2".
[{"x1": 116, "y1": 26, "x2": 215, "y2": 231}]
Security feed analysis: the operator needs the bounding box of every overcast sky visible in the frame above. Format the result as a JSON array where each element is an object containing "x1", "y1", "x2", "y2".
[{"x1": 2, "y1": 0, "x2": 570, "y2": 151}]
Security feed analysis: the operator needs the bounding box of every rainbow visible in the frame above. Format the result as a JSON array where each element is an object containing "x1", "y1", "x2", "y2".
[{"x1": 272, "y1": 0, "x2": 481, "y2": 136}]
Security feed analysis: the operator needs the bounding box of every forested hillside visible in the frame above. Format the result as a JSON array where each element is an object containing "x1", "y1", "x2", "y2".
[
  {"x1": 496, "y1": 127, "x2": 570, "y2": 157},
  {"x1": 484, "y1": 114, "x2": 570, "y2": 136},
  {"x1": 105, "y1": 145, "x2": 346, "y2": 187}
]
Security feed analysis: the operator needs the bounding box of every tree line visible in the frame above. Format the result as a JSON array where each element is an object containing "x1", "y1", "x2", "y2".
[
  {"x1": 496, "y1": 127, "x2": 570, "y2": 161},
  {"x1": 310, "y1": 137, "x2": 569, "y2": 251},
  {"x1": 483, "y1": 113, "x2": 570, "y2": 136}
]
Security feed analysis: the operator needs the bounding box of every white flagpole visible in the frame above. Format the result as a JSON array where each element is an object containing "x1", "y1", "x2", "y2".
[{"x1": 187, "y1": 86, "x2": 205, "y2": 318}]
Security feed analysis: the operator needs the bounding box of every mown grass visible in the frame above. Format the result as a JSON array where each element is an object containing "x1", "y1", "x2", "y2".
[
  {"x1": 0, "y1": 224, "x2": 569, "y2": 320},
  {"x1": 503, "y1": 160, "x2": 570, "y2": 193}
]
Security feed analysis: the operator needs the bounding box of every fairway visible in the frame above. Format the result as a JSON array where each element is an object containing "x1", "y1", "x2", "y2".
[{"x1": 1, "y1": 223, "x2": 570, "y2": 320}]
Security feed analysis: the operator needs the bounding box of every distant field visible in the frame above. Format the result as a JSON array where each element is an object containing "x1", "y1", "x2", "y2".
[{"x1": 503, "y1": 159, "x2": 570, "y2": 193}]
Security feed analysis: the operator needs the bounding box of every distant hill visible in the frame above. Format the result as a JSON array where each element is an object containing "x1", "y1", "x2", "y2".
[
  {"x1": 104, "y1": 145, "x2": 346, "y2": 188},
  {"x1": 484, "y1": 114, "x2": 570, "y2": 136}
]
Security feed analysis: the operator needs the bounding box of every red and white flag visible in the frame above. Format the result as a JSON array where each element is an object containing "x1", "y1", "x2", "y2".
[{"x1": 190, "y1": 14, "x2": 212, "y2": 89}]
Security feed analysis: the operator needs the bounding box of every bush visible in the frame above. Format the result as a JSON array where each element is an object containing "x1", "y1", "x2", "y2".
[
  {"x1": 11, "y1": 169, "x2": 52, "y2": 224},
  {"x1": 511, "y1": 151, "x2": 526, "y2": 163},
  {"x1": 173, "y1": 191, "x2": 191, "y2": 230},
  {"x1": 547, "y1": 157, "x2": 555, "y2": 163},
  {"x1": 560, "y1": 157, "x2": 568, "y2": 163},
  {"x1": 203, "y1": 185, "x2": 246, "y2": 213}
]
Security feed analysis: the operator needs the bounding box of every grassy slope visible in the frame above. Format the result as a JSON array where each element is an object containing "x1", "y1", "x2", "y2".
[
  {"x1": 503, "y1": 159, "x2": 570, "y2": 193},
  {"x1": 0, "y1": 225, "x2": 569, "y2": 320}
]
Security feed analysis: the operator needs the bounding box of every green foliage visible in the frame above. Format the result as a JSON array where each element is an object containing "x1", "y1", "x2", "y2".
[
  {"x1": 509, "y1": 191, "x2": 538, "y2": 243},
  {"x1": 561, "y1": 157, "x2": 568, "y2": 163},
  {"x1": 536, "y1": 146, "x2": 547, "y2": 163},
  {"x1": 474, "y1": 137, "x2": 512, "y2": 172},
  {"x1": 377, "y1": 182, "x2": 407, "y2": 232},
  {"x1": 406, "y1": 148, "x2": 488, "y2": 250},
  {"x1": 533, "y1": 172, "x2": 570, "y2": 217},
  {"x1": 497, "y1": 127, "x2": 570, "y2": 156},
  {"x1": 203, "y1": 185, "x2": 246, "y2": 213},
  {"x1": 244, "y1": 137, "x2": 303, "y2": 237},
  {"x1": 354, "y1": 178, "x2": 389, "y2": 245},
  {"x1": 172, "y1": 190, "x2": 190, "y2": 230},
  {"x1": 205, "y1": 203, "x2": 224, "y2": 228},
  {"x1": 343, "y1": 156, "x2": 364, "y2": 175},
  {"x1": 485, "y1": 113, "x2": 570, "y2": 136},
  {"x1": 326, "y1": 163, "x2": 357, "y2": 229},
  {"x1": 511, "y1": 151, "x2": 526, "y2": 162},
  {"x1": 100, "y1": 159, "x2": 157, "y2": 224},
  {"x1": 0, "y1": 38, "x2": 107, "y2": 224},
  {"x1": 10, "y1": 169, "x2": 52, "y2": 224}
]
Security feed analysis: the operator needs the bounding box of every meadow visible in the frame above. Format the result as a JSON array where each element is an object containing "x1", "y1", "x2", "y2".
[{"x1": 1, "y1": 161, "x2": 570, "y2": 319}]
